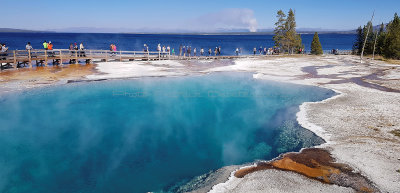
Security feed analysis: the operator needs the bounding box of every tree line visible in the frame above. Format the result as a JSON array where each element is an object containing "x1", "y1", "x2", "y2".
[{"x1": 353, "y1": 13, "x2": 400, "y2": 59}]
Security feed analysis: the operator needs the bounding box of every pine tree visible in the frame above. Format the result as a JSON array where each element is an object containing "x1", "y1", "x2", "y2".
[
  {"x1": 383, "y1": 13, "x2": 400, "y2": 59},
  {"x1": 311, "y1": 32, "x2": 323, "y2": 55},
  {"x1": 353, "y1": 26, "x2": 363, "y2": 54},
  {"x1": 376, "y1": 23, "x2": 386, "y2": 55},
  {"x1": 285, "y1": 9, "x2": 302, "y2": 54},
  {"x1": 363, "y1": 21, "x2": 375, "y2": 54},
  {"x1": 273, "y1": 10, "x2": 286, "y2": 49},
  {"x1": 273, "y1": 9, "x2": 303, "y2": 54}
]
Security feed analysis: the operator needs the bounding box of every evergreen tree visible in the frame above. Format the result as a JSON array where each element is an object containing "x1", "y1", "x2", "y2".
[
  {"x1": 352, "y1": 22, "x2": 375, "y2": 55},
  {"x1": 353, "y1": 26, "x2": 363, "y2": 54},
  {"x1": 383, "y1": 13, "x2": 400, "y2": 59},
  {"x1": 311, "y1": 32, "x2": 323, "y2": 55},
  {"x1": 363, "y1": 21, "x2": 375, "y2": 54},
  {"x1": 273, "y1": 9, "x2": 303, "y2": 54},
  {"x1": 376, "y1": 23, "x2": 386, "y2": 55},
  {"x1": 273, "y1": 10, "x2": 286, "y2": 49}
]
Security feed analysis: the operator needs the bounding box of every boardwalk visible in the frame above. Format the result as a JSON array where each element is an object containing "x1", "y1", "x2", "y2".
[
  {"x1": 1, "y1": 49, "x2": 354, "y2": 70},
  {"x1": 0, "y1": 49, "x2": 248, "y2": 69}
]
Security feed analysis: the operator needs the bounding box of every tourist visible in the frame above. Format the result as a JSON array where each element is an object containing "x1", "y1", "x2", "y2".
[
  {"x1": 69, "y1": 43, "x2": 74, "y2": 56},
  {"x1": 182, "y1": 46, "x2": 186, "y2": 57},
  {"x1": 200, "y1": 48, "x2": 204, "y2": 56},
  {"x1": 259, "y1": 46, "x2": 262, "y2": 55},
  {"x1": 235, "y1": 48, "x2": 239, "y2": 56},
  {"x1": 263, "y1": 47, "x2": 267, "y2": 55},
  {"x1": 162, "y1": 45, "x2": 166, "y2": 57},
  {"x1": 43, "y1": 41, "x2": 48, "y2": 50},
  {"x1": 187, "y1": 46, "x2": 191, "y2": 57},
  {"x1": 171, "y1": 48, "x2": 175, "y2": 56},
  {"x1": 208, "y1": 48, "x2": 212, "y2": 56},
  {"x1": 218, "y1": 46, "x2": 221, "y2": 55},
  {"x1": 214, "y1": 47, "x2": 218, "y2": 56},
  {"x1": 79, "y1": 42, "x2": 85, "y2": 57},
  {"x1": 167, "y1": 45, "x2": 170, "y2": 55},
  {"x1": 157, "y1": 44, "x2": 161, "y2": 57},
  {"x1": 193, "y1": 48, "x2": 197, "y2": 57},
  {"x1": 179, "y1": 45, "x2": 182, "y2": 58},
  {"x1": 47, "y1": 41, "x2": 54, "y2": 57},
  {"x1": 26, "y1": 42, "x2": 33, "y2": 50},
  {"x1": 0, "y1": 44, "x2": 8, "y2": 60},
  {"x1": 253, "y1": 47, "x2": 257, "y2": 55}
]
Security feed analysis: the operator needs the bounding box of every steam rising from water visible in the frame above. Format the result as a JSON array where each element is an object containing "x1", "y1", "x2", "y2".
[
  {"x1": 0, "y1": 73, "x2": 334, "y2": 192},
  {"x1": 188, "y1": 8, "x2": 258, "y2": 32}
]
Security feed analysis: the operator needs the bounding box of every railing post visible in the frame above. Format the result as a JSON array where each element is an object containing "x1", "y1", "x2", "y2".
[
  {"x1": 28, "y1": 49, "x2": 32, "y2": 68},
  {"x1": 44, "y1": 50, "x2": 48, "y2": 67},
  {"x1": 120, "y1": 51, "x2": 122, "y2": 62},
  {"x1": 13, "y1": 51, "x2": 17, "y2": 68},
  {"x1": 75, "y1": 50, "x2": 78, "y2": 64},
  {"x1": 59, "y1": 50, "x2": 63, "y2": 67}
]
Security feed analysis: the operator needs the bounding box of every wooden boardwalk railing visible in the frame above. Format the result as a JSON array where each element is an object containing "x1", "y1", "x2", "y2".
[{"x1": 1, "y1": 49, "x2": 248, "y2": 69}]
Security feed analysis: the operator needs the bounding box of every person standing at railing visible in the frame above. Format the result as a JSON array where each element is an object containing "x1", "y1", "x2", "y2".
[
  {"x1": 69, "y1": 43, "x2": 74, "y2": 56},
  {"x1": 162, "y1": 46, "x2": 166, "y2": 57},
  {"x1": 26, "y1": 42, "x2": 33, "y2": 51},
  {"x1": 167, "y1": 45, "x2": 170, "y2": 56},
  {"x1": 182, "y1": 46, "x2": 186, "y2": 58},
  {"x1": 208, "y1": 48, "x2": 212, "y2": 56},
  {"x1": 235, "y1": 48, "x2": 239, "y2": 56},
  {"x1": 171, "y1": 48, "x2": 175, "y2": 56},
  {"x1": 47, "y1": 41, "x2": 55, "y2": 57},
  {"x1": 157, "y1": 44, "x2": 161, "y2": 58},
  {"x1": 179, "y1": 45, "x2": 182, "y2": 58},
  {"x1": 193, "y1": 48, "x2": 197, "y2": 57},
  {"x1": 143, "y1": 44, "x2": 149, "y2": 57},
  {"x1": 0, "y1": 44, "x2": 8, "y2": 60},
  {"x1": 200, "y1": 48, "x2": 204, "y2": 56},
  {"x1": 79, "y1": 43, "x2": 85, "y2": 57},
  {"x1": 43, "y1": 41, "x2": 48, "y2": 50},
  {"x1": 25, "y1": 42, "x2": 33, "y2": 60}
]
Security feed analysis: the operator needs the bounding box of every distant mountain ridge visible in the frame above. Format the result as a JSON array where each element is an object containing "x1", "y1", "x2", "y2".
[
  {"x1": 0, "y1": 28, "x2": 49, "y2": 33},
  {"x1": 1, "y1": 27, "x2": 357, "y2": 34}
]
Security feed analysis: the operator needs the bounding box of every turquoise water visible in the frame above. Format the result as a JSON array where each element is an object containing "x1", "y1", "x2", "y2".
[{"x1": 0, "y1": 73, "x2": 334, "y2": 193}]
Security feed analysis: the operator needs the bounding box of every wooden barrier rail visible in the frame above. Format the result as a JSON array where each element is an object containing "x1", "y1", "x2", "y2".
[
  {"x1": 1, "y1": 48, "x2": 355, "y2": 70},
  {"x1": 1, "y1": 49, "x2": 254, "y2": 69}
]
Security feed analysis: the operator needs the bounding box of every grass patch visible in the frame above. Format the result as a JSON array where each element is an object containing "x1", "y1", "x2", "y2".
[{"x1": 389, "y1": 130, "x2": 400, "y2": 138}]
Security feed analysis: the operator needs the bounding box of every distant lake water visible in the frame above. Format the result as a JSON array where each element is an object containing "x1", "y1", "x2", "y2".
[
  {"x1": 0, "y1": 32, "x2": 355, "y2": 55},
  {"x1": 0, "y1": 73, "x2": 335, "y2": 193}
]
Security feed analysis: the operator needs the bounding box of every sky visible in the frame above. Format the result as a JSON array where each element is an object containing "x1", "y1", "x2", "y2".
[{"x1": 1, "y1": 0, "x2": 399, "y2": 32}]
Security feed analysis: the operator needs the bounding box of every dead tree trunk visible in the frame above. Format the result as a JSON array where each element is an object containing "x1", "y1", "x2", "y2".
[{"x1": 361, "y1": 11, "x2": 375, "y2": 63}]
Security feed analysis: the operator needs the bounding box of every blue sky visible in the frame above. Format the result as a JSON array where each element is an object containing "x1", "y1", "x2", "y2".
[{"x1": 1, "y1": 0, "x2": 399, "y2": 32}]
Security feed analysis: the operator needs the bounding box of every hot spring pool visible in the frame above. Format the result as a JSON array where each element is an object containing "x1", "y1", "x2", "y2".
[{"x1": 0, "y1": 72, "x2": 335, "y2": 193}]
